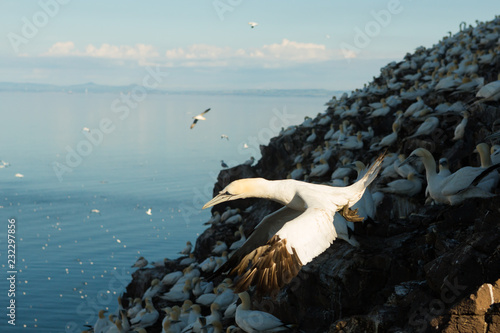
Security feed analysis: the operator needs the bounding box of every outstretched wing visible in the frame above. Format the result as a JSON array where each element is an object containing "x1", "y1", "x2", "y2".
[
  {"x1": 201, "y1": 108, "x2": 211, "y2": 115},
  {"x1": 190, "y1": 119, "x2": 198, "y2": 129},
  {"x1": 210, "y1": 206, "x2": 302, "y2": 280},
  {"x1": 232, "y1": 207, "x2": 336, "y2": 295}
]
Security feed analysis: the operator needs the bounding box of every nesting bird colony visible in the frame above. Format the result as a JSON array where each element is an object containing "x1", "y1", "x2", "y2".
[{"x1": 84, "y1": 17, "x2": 500, "y2": 333}]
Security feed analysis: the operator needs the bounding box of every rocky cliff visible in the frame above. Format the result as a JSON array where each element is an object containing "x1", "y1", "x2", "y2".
[{"x1": 123, "y1": 16, "x2": 500, "y2": 333}]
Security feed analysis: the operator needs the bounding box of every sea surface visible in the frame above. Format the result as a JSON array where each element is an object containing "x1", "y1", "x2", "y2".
[{"x1": 0, "y1": 91, "x2": 329, "y2": 332}]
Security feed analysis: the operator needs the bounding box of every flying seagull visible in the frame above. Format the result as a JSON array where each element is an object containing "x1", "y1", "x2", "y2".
[
  {"x1": 190, "y1": 108, "x2": 211, "y2": 129},
  {"x1": 203, "y1": 153, "x2": 385, "y2": 295},
  {"x1": 248, "y1": 22, "x2": 258, "y2": 29}
]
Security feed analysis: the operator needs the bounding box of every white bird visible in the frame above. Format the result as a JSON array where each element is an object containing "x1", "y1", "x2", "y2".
[
  {"x1": 309, "y1": 159, "x2": 330, "y2": 177},
  {"x1": 244, "y1": 156, "x2": 255, "y2": 166},
  {"x1": 192, "y1": 277, "x2": 213, "y2": 298},
  {"x1": 476, "y1": 73, "x2": 500, "y2": 102},
  {"x1": 370, "y1": 123, "x2": 399, "y2": 150},
  {"x1": 82, "y1": 127, "x2": 91, "y2": 133},
  {"x1": 221, "y1": 207, "x2": 239, "y2": 222},
  {"x1": 290, "y1": 163, "x2": 305, "y2": 180},
  {"x1": 452, "y1": 111, "x2": 469, "y2": 141},
  {"x1": 187, "y1": 304, "x2": 202, "y2": 326},
  {"x1": 221, "y1": 134, "x2": 229, "y2": 140},
  {"x1": 131, "y1": 257, "x2": 148, "y2": 268},
  {"x1": 235, "y1": 292, "x2": 290, "y2": 332},
  {"x1": 180, "y1": 241, "x2": 192, "y2": 255},
  {"x1": 131, "y1": 304, "x2": 159, "y2": 328},
  {"x1": 248, "y1": 22, "x2": 258, "y2": 28},
  {"x1": 15, "y1": 173, "x2": 24, "y2": 178},
  {"x1": 306, "y1": 129, "x2": 317, "y2": 143},
  {"x1": 213, "y1": 285, "x2": 238, "y2": 311},
  {"x1": 340, "y1": 132, "x2": 363, "y2": 150},
  {"x1": 403, "y1": 97, "x2": 425, "y2": 117},
  {"x1": 93, "y1": 310, "x2": 110, "y2": 333},
  {"x1": 200, "y1": 257, "x2": 217, "y2": 272},
  {"x1": 195, "y1": 288, "x2": 217, "y2": 306},
  {"x1": 127, "y1": 298, "x2": 143, "y2": 318},
  {"x1": 204, "y1": 211, "x2": 221, "y2": 226},
  {"x1": 161, "y1": 271, "x2": 183, "y2": 286},
  {"x1": 225, "y1": 214, "x2": 243, "y2": 225},
  {"x1": 202, "y1": 153, "x2": 385, "y2": 294},
  {"x1": 179, "y1": 253, "x2": 196, "y2": 266},
  {"x1": 105, "y1": 319, "x2": 125, "y2": 333},
  {"x1": 229, "y1": 226, "x2": 247, "y2": 251},
  {"x1": 160, "y1": 281, "x2": 191, "y2": 302},
  {"x1": 379, "y1": 173, "x2": 422, "y2": 197},
  {"x1": 190, "y1": 108, "x2": 211, "y2": 129},
  {"x1": 330, "y1": 158, "x2": 353, "y2": 180},
  {"x1": 408, "y1": 117, "x2": 439, "y2": 139},
  {"x1": 475, "y1": 143, "x2": 500, "y2": 192},
  {"x1": 142, "y1": 279, "x2": 162, "y2": 300},
  {"x1": 402, "y1": 148, "x2": 497, "y2": 205},
  {"x1": 146, "y1": 207, "x2": 152, "y2": 216},
  {"x1": 212, "y1": 241, "x2": 228, "y2": 255}
]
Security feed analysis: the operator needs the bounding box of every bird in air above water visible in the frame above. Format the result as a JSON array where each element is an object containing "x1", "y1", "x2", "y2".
[
  {"x1": 190, "y1": 108, "x2": 211, "y2": 129},
  {"x1": 203, "y1": 153, "x2": 385, "y2": 295},
  {"x1": 248, "y1": 22, "x2": 258, "y2": 29}
]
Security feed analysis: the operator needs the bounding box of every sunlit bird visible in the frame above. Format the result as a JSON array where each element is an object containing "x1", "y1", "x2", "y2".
[
  {"x1": 190, "y1": 108, "x2": 211, "y2": 129},
  {"x1": 221, "y1": 134, "x2": 229, "y2": 140},
  {"x1": 248, "y1": 22, "x2": 258, "y2": 28},
  {"x1": 203, "y1": 153, "x2": 385, "y2": 294}
]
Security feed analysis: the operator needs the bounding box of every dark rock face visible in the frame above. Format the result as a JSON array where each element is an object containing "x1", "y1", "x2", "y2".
[{"x1": 118, "y1": 17, "x2": 500, "y2": 333}]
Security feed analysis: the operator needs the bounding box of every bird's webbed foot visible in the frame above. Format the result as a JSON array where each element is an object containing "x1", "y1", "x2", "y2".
[{"x1": 340, "y1": 205, "x2": 364, "y2": 222}]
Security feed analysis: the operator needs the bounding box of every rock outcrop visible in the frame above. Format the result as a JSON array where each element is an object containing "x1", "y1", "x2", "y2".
[{"x1": 120, "y1": 16, "x2": 500, "y2": 333}]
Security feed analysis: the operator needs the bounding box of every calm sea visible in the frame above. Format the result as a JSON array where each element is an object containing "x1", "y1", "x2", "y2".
[{"x1": 0, "y1": 91, "x2": 328, "y2": 332}]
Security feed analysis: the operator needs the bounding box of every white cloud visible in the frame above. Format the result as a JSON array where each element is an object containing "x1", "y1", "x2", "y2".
[
  {"x1": 46, "y1": 41, "x2": 76, "y2": 56},
  {"x1": 166, "y1": 44, "x2": 234, "y2": 60},
  {"x1": 248, "y1": 39, "x2": 331, "y2": 62},
  {"x1": 44, "y1": 42, "x2": 159, "y2": 60},
  {"x1": 42, "y1": 39, "x2": 339, "y2": 68},
  {"x1": 163, "y1": 39, "x2": 337, "y2": 67}
]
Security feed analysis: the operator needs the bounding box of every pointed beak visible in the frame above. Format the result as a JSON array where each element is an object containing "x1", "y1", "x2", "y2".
[
  {"x1": 202, "y1": 193, "x2": 234, "y2": 209},
  {"x1": 400, "y1": 155, "x2": 417, "y2": 167}
]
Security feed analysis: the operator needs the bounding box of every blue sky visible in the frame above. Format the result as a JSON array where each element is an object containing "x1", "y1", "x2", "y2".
[{"x1": 1, "y1": 0, "x2": 499, "y2": 90}]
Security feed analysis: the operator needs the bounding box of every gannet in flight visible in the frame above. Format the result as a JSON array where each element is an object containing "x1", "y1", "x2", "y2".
[
  {"x1": 203, "y1": 153, "x2": 385, "y2": 294},
  {"x1": 190, "y1": 108, "x2": 211, "y2": 129},
  {"x1": 248, "y1": 22, "x2": 258, "y2": 29}
]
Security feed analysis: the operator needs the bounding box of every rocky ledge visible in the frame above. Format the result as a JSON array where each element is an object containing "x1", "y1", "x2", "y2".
[{"x1": 121, "y1": 16, "x2": 500, "y2": 333}]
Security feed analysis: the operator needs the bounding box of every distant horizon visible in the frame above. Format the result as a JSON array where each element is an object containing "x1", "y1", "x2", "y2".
[{"x1": 0, "y1": 81, "x2": 345, "y2": 96}]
